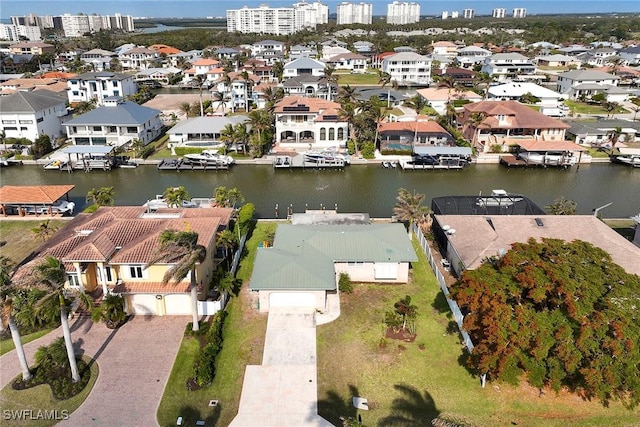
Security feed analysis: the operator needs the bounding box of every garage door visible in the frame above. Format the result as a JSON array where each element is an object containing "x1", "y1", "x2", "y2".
[
  {"x1": 164, "y1": 294, "x2": 192, "y2": 315},
  {"x1": 269, "y1": 292, "x2": 316, "y2": 308},
  {"x1": 129, "y1": 294, "x2": 158, "y2": 315},
  {"x1": 374, "y1": 262, "x2": 398, "y2": 280}
]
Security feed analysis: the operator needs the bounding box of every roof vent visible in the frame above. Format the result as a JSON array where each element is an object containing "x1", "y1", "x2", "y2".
[
  {"x1": 535, "y1": 218, "x2": 544, "y2": 227},
  {"x1": 446, "y1": 228, "x2": 456, "y2": 235},
  {"x1": 76, "y1": 229, "x2": 94, "y2": 236}
]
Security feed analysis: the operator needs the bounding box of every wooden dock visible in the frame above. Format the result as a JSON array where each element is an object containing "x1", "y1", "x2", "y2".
[
  {"x1": 273, "y1": 154, "x2": 347, "y2": 169},
  {"x1": 499, "y1": 155, "x2": 572, "y2": 169},
  {"x1": 399, "y1": 160, "x2": 467, "y2": 170},
  {"x1": 157, "y1": 159, "x2": 230, "y2": 171}
]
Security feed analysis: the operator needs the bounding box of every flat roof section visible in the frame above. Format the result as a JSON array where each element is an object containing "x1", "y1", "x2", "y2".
[{"x1": 62, "y1": 146, "x2": 115, "y2": 154}]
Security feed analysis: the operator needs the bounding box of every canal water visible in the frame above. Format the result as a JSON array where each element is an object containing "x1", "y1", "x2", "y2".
[{"x1": 1, "y1": 163, "x2": 638, "y2": 219}]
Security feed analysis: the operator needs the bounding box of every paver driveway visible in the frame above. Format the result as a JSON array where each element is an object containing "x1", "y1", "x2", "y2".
[{"x1": 0, "y1": 315, "x2": 188, "y2": 427}]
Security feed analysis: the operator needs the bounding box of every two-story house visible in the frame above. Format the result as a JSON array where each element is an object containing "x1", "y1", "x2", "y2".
[
  {"x1": 455, "y1": 46, "x2": 492, "y2": 68},
  {"x1": 618, "y1": 46, "x2": 640, "y2": 66},
  {"x1": 214, "y1": 72, "x2": 261, "y2": 112},
  {"x1": 0, "y1": 90, "x2": 68, "y2": 143},
  {"x1": 283, "y1": 57, "x2": 326, "y2": 79},
  {"x1": 118, "y1": 46, "x2": 159, "y2": 70},
  {"x1": 460, "y1": 100, "x2": 571, "y2": 153},
  {"x1": 378, "y1": 120, "x2": 454, "y2": 149},
  {"x1": 282, "y1": 75, "x2": 335, "y2": 100},
  {"x1": 381, "y1": 52, "x2": 431, "y2": 86},
  {"x1": 325, "y1": 53, "x2": 367, "y2": 73},
  {"x1": 80, "y1": 48, "x2": 118, "y2": 72},
  {"x1": 274, "y1": 96, "x2": 348, "y2": 150},
  {"x1": 289, "y1": 44, "x2": 318, "y2": 60},
  {"x1": 480, "y1": 53, "x2": 537, "y2": 82},
  {"x1": 555, "y1": 69, "x2": 620, "y2": 100},
  {"x1": 67, "y1": 71, "x2": 137, "y2": 106},
  {"x1": 576, "y1": 47, "x2": 619, "y2": 67},
  {"x1": 64, "y1": 97, "x2": 162, "y2": 147},
  {"x1": 431, "y1": 41, "x2": 459, "y2": 58},
  {"x1": 12, "y1": 205, "x2": 234, "y2": 316},
  {"x1": 8, "y1": 41, "x2": 55, "y2": 56}
]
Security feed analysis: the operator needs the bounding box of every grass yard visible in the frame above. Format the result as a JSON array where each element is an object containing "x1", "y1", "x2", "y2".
[
  {"x1": 156, "y1": 222, "x2": 274, "y2": 427},
  {"x1": 564, "y1": 100, "x2": 627, "y2": 115},
  {"x1": 316, "y1": 239, "x2": 638, "y2": 427},
  {"x1": 0, "y1": 220, "x2": 66, "y2": 267},
  {"x1": 0, "y1": 328, "x2": 54, "y2": 356},
  {"x1": 336, "y1": 72, "x2": 381, "y2": 86},
  {"x1": 0, "y1": 356, "x2": 98, "y2": 427}
]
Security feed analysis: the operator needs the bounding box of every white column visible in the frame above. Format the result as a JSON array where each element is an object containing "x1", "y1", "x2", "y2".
[
  {"x1": 73, "y1": 262, "x2": 85, "y2": 292},
  {"x1": 98, "y1": 263, "x2": 109, "y2": 297}
]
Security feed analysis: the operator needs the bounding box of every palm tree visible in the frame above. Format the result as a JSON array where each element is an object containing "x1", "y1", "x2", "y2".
[
  {"x1": 216, "y1": 229, "x2": 237, "y2": 269},
  {"x1": 466, "y1": 112, "x2": 488, "y2": 150},
  {"x1": 630, "y1": 104, "x2": 640, "y2": 122},
  {"x1": 162, "y1": 186, "x2": 190, "y2": 208},
  {"x1": 146, "y1": 230, "x2": 206, "y2": 331},
  {"x1": 338, "y1": 102, "x2": 358, "y2": 152},
  {"x1": 211, "y1": 91, "x2": 228, "y2": 115},
  {"x1": 219, "y1": 124, "x2": 237, "y2": 153},
  {"x1": 193, "y1": 74, "x2": 206, "y2": 117},
  {"x1": 403, "y1": 95, "x2": 428, "y2": 115},
  {"x1": 323, "y1": 65, "x2": 337, "y2": 101},
  {"x1": 393, "y1": 188, "x2": 432, "y2": 236},
  {"x1": 377, "y1": 70, "x2": 392, "y2": 109},
  {"x1": 337, "y1": 85, "x2": 357, "y2": 105},
  {"x1": 179, "y1": 102, "x2": 192, "y2": 118},
  {"x1": 271, "y1": 61, "x2": 284, "y2": 83},
  {"x1": 31, "y1": 220, "x2": 59, "y2": 242},
  {"x1": 233, "y1": 123, "x2": 249, "y2": 155},
  {"x1": 213, "y1": 186, "x2": 244, "y2": 209},
  {"x1": 607, "y1": 126, "x2": 623, "y2": 151},
  {"x1": 86, "y1": 187, "x2": 116, "y2": 207},
  {"x1": 263, "y1": 86, "x2": 284, "y2": 114},
  {"x1": 1, "y1": 283, "x2": 32, "y2": 381},
  {"x1": 30, "y1": 256, "x2": 92, "y2": 382}
]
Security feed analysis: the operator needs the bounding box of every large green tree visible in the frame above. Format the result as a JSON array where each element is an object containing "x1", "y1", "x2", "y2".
[
  {"x1": 163, "y1": 186, "x2": 190, "y2": 208},
  {"x1": 450, "y1": 238, "x2": 640, "y2": 409},
  {"x1": 146, "y1": 230, "x2": 206, "y2": 331},
  {"x1": 86, "y1": 187, "x2": 116, "y2": 207},
  {"x1": 392, "y1": 188, "x2": 432, "y2": 235}
]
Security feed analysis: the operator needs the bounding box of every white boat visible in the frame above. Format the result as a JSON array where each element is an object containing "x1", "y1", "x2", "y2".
[
  {"x1": 183, "y1": 150, "x2": 234, "y2": 165},
  {"x1": 614, "y1": 155, "x2": 640, "y2": 167},
  {"x1": 43, "y1": 159, "x2": 69, "y2": 170},
  {"x1": 517, "y1": 152, "x2": 545, "y2": 164},
  {"x1": 303, "y1": 150, "x2": 349, "y2": 164}
]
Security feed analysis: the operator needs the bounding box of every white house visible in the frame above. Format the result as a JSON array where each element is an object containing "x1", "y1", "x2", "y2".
[
  {"x1": 252, "y1": 40, "x2": 286, "y2": 57},
  {"x1": 618, "y1": 46, "x2": 640, "y2": 66},
  {"x1": 381, "y1": 52, "x2": 431, "y2": 86},
  {"x1": 118, "y1": 47, "x2": 158, "y2": 70},
  {"x1": 289, "y1": 44, "x2": 318, "y2": 60},
  {"x1": 274, "y1": 96, "x2": 348, "y2": 149},
  {"x1": 320, "y1": 46, "x2": 351, "y2": 61},
  {"x1": 431, "y1": 41, "x2": 458, "y2": 58},
  {"x1": 325, "y1": 53, "x2": 367, "y2": 73},
  {"x1": 79, "y1": 48, "x2": 117, "y2": 72},
  {"x1": 63, "y1": 97, "x2": 162, "y2": 147},
  {"x1": 67, "y1": 71, "x2": 137, "y2": 106},
  {"x1": 455, "y1": 46, "x2": 492, "y2": 68},
  {"x1": 487, "y1": 82, "x2": 567, "y2": 116},
  {"x1": 134, "y1": 67, "x2": 182, "y2": 85},
  {"x1": 0, "y1": 90, "x2": 68, "y2": 143},
  {"x1": 534, "y1": 54, "x2": 582, "y2": 68},
  {"x1": 556, "y1": 69, "x2": 620, "y2": 100},
  {"x1": 576, "y1": 48, "x2": 619, "y2": 67},
  {"x1": 283, "y1": 57, "x2": 326, "y2": 79},
  {"x1": 480, "y1": 53, "x2": 537, "y2": 82},
  {"x1": 282, "y1": 75, "x2": 335, "y2": 100}
]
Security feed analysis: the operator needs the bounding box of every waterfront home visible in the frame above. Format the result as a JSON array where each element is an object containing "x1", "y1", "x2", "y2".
[
  {"x1": 433, "y1": 214, "x2": 640, "y2": 278},
  {"x1": 381, "y1": 52, "x2": 432, "y2": 86},
  {"x1": 282, "y1": 75, "x2": 334, "y2": 100},
  {"x1": 555, "y1": 69, "x2": 620, "y2": 100},
  {"x1": 251, "y1": 218, "x2": 417, "y2": 312},
  {"x1": 167, "y1": 115, "x2": 249, "y2": 148},
  {"x1": 0, "y1": 90, "x2": 68, "y2": 143},
  {"x1": 118, "y1": 46, "x2": 158, "y2": 70},
  {"x1": 459, "y1": 100, "x2": 571, "y2": 153},
  {"x1": 274, "y1": 96, "x2": 347, "y2": 150},
  {"x1": 415, "y1": 87, "x2": 482, "y2": 115},
  {"x1": 378, "y1": 120, "x2": 454, "y2": 150},
  {"x1": 487, "y1": 81, "x2": 567, "y2": 116},
  {"x1": 283, "y1": 57, "x2": 326, "y2": 78},
  {"x1": 480, "y1": 53, "x2": 537, "y2": 82},
  {"x1": 12, "y1": 205, "x2": 234, "y2": 316},
  {"x1": 67, "y1": 71, "x2": 137, "y2": 106},
  {"x1": 214, "y1": 72, "x2": 261, "y2": 112},
  {"x1": 566, "y1": 119, "x2": 640, "y2": 146},
  {"x1": 63, "y1": 97, "x2": 162, "y2": 148},
  {"x1": 433, "y1": 67, "x2": 476, "y2": 87}
]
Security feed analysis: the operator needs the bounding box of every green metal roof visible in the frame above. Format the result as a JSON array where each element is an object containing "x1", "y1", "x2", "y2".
[{"x1": 250, "y1": 223, "x2": 418, "y2": 291}]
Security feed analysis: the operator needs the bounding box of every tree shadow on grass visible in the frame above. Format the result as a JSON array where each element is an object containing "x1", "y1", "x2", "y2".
[
  {"x1": 431, "y1": 291, "x2": 453, "y2": 319},
  {"x1": 378, "y1": 383, "x2": 439, "y2": 427},
  {"x1": 317, "y1": 384, "x2": 360, "y2": 426},
  {"x1": 174, "y1": 403, "x2": 221, "y2": 427}
]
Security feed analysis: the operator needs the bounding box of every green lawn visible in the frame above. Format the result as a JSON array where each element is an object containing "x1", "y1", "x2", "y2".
[
  {"x1": 316, "y1": 238, "x2": 638, "y2": 426},
  {"x1": 156, "y1": 223, "x2": 275, "y2": 427},
  {"x1": 336, "y1": 72, "x2": 381, "y2": 86},
  {"x1": 0, "y1": 328, "x2": 54, "y2": 356},
  {"x1": 564, "y1": 100, "x2": 627, "y2": 115},
  {"x1": 0, "y1": 220, "x2": 66, "y2": 267},
  {"x1": 0, "y1": 356, "x2": 98, "y2": 427}
]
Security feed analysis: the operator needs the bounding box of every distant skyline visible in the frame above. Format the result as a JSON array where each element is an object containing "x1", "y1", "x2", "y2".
[{"x1": 2, "y1": 0, "x2": 639, "y2": 20}]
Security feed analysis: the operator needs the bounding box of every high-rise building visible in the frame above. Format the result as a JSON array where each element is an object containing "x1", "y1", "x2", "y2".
[
  {"x1": 337, "y1": 2, "x2": 373, "y2": 25},
  {"x1": 492, "y1": 8, "x2": 506, "y2": 18},
  {"x1": 0, "y1": 24, "x2": 42, "y2": 41},
  {"x1": 10, "y1": 13, "x2": 134, "y2": 35},
  {"x1": 462, "y1": 9, "x2": 475, "y2": 19},
  {"x1": 441, "y1": 11, "x2": 449, "y2": 20},
  {"x1": 61, "y1": 14, "x2": 91, "y2": 37},
  {"x1": 227, "y1": 2, "x2": 328, "y2": 35},
  {"x1": 451, "y1": 11, "x2": 459, "y2": 18},
  {"x1": 513, "y1": 8, "x2": 527, "y2": 18},
  {"x1": 387, "y1": 1, "x2": 420, "y2": 25}
]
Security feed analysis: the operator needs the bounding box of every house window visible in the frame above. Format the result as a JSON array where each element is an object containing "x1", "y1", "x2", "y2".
[
  {"x1": 126, "y1": 127, "x2": 137, "y2": 133},
  {"x1": 346, "y1": 261, "x2": 365, "y2": 267},
  {"x1": 328, "y1": 128, "x2": 335, "y2": 140},
  {"x1": 109, "y1": 126, "x2": 117, "y2": 133},
  {"x1": 2, "y1": 120, "x2": 16, "y2": 124},
  {"x1": 97, "y1": 266, "x2": 113, "y2": 282},
  {"x1": 4, "y1": 127, "x2": 17, "y2": 131},
  {"x1": 19, "y1": 120, "x2": 33, "y2": 124},
  {"x1": 129, "y1": 265, "x2": 145, "y2": 279},
  {"x1": 337, "y1": 128, "x2": 344, "y2": 139},
  {"x1": 320, "y1": 128, "x2": 326, "y2": 140},
  {"x1": 37, "y1": 117, "x2": 44, "y2": 123},
  {"x1": 75, "y1": 137, "x2": 90, "y2": 145},
  {"x1": 93, "y1": 126, "x2": 102, "y2": 132},
  {"x1": 67, "y1": 274, "x2": 80, "y2": 287},
  {"x1": 113, "y1": 90, "x2": 119, "y2": 97}
]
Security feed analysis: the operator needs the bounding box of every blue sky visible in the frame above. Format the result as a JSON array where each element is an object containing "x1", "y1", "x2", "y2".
[{"x1": 2, "y1": 1, "x2": 639, "y2": 20}]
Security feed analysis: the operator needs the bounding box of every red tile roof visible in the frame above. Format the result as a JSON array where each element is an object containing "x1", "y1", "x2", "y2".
[
  {"x1": 379, "y1": 121, "x2": 449, "y2": 133},
  {"x1": 113, "y1": 281, "x2": 190, "y2": 294},
  {"x1": 0, "y1": 185, "x2": 75, "y2": 204},
  {"x1": 463, "y1": 101, "x2": 571, "y2": 130}
]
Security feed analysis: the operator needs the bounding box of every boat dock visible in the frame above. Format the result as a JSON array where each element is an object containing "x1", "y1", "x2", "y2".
[
  {"x1": 399, "y1": 159, "x2": 467, "y2": 170},
  {"x1": 273, "y1": 154, "x2": 347, "y2": 169},
  {"x1": 499, "y1": 155, "x2": 574, "y2": 168},
  {"x1": 157, "y1": 158, "x2": 230, "y2": 171}
]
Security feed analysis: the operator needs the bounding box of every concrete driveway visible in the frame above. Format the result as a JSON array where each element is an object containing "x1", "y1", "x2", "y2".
[
  {"x1": 230, "y1": 308, "x2": 334, "y2": 427},
  {"x1": 1, "y1": 315, "x2": 187, "y2": 427}
]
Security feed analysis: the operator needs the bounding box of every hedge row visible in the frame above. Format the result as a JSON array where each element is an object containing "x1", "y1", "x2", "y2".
[{"x1": 193, "y1": 310, "x2": 227, "y2": 387}]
